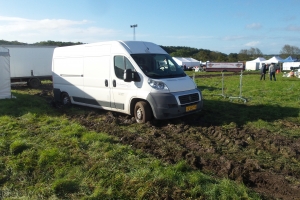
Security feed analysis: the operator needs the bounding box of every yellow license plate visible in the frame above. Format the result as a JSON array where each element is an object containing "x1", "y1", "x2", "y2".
[{"x1": 186, "y1": 104, "x2": 197, "y2": 112}]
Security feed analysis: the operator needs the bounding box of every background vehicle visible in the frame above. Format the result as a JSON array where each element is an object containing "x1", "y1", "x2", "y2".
[{"x1": 1, "y1": 45, "x2": 55, "y2": 88}]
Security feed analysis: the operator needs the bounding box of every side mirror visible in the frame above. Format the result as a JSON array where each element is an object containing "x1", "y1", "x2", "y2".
[
  {"x1": 124, "y1": 69, "x2": 133, "y2": 82},
  {"x1": 124, "y1": 69, "x2": 141, "y2": 82}
]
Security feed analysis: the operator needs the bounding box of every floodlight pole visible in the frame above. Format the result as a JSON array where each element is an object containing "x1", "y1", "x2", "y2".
[{"x1": 130, "y1": 24, "x2": 138, "y2": 40}]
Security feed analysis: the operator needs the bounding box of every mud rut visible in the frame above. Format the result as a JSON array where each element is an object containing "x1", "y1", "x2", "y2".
[
  {"x1": 69, "y1": 112, "x2": 300, "y2": 200},
  {"x1": 23, "y1": 82, "x2": 300, "y2": 200}
]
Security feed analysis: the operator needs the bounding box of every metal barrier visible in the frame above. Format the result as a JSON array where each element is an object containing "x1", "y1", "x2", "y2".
[{"x1": 229, "y1": 70, "x2": 247, "y2": 103}]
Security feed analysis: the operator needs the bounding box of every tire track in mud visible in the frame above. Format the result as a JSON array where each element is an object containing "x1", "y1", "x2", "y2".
[
  {"x1": 29, "y1": 83, "x2": 300, "y2": 200},
  {"x1": 70, "y1": 112, "x2": 300, "y2": 200}
]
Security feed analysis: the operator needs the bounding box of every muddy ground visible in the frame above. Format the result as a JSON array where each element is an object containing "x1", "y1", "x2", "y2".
[{"x1": 13, "y1": 82, "x2": 300, "y2": 200}]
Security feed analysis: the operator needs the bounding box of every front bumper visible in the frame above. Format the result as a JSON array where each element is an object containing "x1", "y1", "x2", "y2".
[{"x1": 146, "y1": 89, "x2": 203, "y2": 120}]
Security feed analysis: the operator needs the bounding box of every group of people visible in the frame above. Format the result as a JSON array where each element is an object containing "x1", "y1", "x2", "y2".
[{"x1": 260, "y1": 63, "x2": 277, "y2": 81}]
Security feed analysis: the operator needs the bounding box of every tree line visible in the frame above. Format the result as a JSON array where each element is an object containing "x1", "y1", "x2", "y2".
[
  {"x1": 1, "y1": 40, "x2": 299, "y2": 62},
  {"x1": 0, "y1": 40, "x2": 84, "y2": 47},
  {"x1": 162, "y1": 45, "x2": 300, "y2": 62}
]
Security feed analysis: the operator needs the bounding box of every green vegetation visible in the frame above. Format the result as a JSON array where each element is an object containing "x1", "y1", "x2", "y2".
[
  {"x1": 194, "y1": 71, "x2": 300, "y2": 135},
  {"x1": 0, "y1": 39, "x2": 27, "y2": 45},
  {"x1": 34, "y1": 40, "x2": 85, "y2": 47},
  {"x1": 1, "y1": 72, "x2": 300, "y2": 199},
  {"x1": 0, "y1": 39, "x2": 84, "y2": 47},
  {"x1": 0, "y1": 85, "x2": 262, "y2": 199}
]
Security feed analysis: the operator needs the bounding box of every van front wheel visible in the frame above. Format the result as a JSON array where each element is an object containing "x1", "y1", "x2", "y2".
[{"x1": 134, "y1": 101, "x2": 152, "y2": 123}]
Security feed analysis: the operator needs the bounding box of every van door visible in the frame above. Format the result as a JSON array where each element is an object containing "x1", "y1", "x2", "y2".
[
  {"x1": 83, "y1": 55, "x2": 112, "y2": 109},
  {"x1": 110, "y1": 55, "x2": 136, "y2": 113}
]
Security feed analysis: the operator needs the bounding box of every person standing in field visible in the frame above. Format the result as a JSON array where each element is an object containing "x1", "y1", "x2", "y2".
[
  {"x1": 260, "y1": 63, "x2": 267, "y2": 80},
  {"x1": 269, "y1": 63, "x2": 276, "y2": 81}
]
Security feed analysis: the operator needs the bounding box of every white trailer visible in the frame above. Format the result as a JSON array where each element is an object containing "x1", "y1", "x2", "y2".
[{"x1": 1, "y1": 45, "x2": 56, "y2": 88}]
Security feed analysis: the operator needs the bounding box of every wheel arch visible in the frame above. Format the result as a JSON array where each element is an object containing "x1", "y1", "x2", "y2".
[
  {"x1": 60, "y1": 92, "x2": 71, "y2": 106},
  {"x1": 53, "y1": 88, "x2": 69, "y2": 103},
  {"x1": 129, "y1": 98, "x2": 153, "y2": 117}
]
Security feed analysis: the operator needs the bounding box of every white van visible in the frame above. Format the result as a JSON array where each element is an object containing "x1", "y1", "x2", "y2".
[{"x1": 52, "y1": 41, "x2": 203, "y2": 123}]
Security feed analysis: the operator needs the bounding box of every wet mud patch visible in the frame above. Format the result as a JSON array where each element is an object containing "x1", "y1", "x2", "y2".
[
  {"x1": 18, "y1": 83, "x2": 300, "y2": 199},
  {"x1": 63, "y1": 111, "x2": 300, "y2": 200}
]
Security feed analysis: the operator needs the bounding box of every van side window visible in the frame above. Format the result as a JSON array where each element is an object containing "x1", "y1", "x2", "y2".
[
  {"x1": 125, "y1": 57, "x2": 135, "y2": 71},
  {"x1": 114, "y1": 56, "x2": 135, "y2": 79}
]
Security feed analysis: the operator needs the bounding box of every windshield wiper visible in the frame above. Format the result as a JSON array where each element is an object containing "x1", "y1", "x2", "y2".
[
  {"x1": 147, "y1": 73, "x2": 163, "y2": 78},
  {"x1": 165, "y1": 73, "x2": 186, "y2": 78}
]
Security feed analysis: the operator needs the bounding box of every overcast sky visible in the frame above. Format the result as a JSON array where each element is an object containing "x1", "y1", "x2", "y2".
[{"x1": 1, "y1": 0, "x2": 300, "y2": 55}]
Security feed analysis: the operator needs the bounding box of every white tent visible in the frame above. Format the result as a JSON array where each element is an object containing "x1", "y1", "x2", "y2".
[
  {"x1": 245, "y1": 57, "x2": 266, "y2": 70},
  {"x1": 262, "y1": 56, "x2": 283, "y2": 64},
  {"x1": 282, "y1": 62, "x2": 300, "y2": 70},
  {"x1": 0, "y1": 47, "x2": 12, "y2": 99},
  {"x1": 172, "y1": 57, "x2": 200, "y2": 69}
]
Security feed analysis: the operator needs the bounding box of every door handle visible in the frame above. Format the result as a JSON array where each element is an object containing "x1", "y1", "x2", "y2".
[
  {"x1": 105, "y1": 79, "x2": 108, "y2": 87},
  {"x1": 113, "y1": 80, "x2": 116, "y2": 87}
]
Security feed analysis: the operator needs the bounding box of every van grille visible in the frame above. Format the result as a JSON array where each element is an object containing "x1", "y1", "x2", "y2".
[{"x1": 178, "y1": 93, "x2": 199, "y2": 104}]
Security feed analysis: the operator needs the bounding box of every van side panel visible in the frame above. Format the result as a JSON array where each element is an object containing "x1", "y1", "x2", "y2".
[{"x1": 52, "y1": 57, "x2": 85, "y2": 101}]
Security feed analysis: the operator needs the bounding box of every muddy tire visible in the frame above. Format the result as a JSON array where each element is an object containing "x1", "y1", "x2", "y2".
[
  {"x1": 28, "y1": 78, "x2": 41, "y2": 88},
  {"x1": 134, "y1": 101, "x2": 152, "y2": 123},
  {"x1": 61, "y1": 93, "x2": 71, "y2": 106}
]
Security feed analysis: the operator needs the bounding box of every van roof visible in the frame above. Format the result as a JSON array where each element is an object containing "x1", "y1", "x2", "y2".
[
  {"x1": 53, "y1": 41, "x2": 167, "y2": 56},
  {"x1": 119, "y1": 41, "x2": 167, "y2": 54}
]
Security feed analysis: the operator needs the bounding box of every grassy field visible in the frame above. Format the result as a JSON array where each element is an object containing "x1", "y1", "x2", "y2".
[
  {"x1": 193, "y1": 71, "x2": 300, "y2": 133},
  {"x1": 0, "y1": 71, "x2": 299, "y2": 199}
]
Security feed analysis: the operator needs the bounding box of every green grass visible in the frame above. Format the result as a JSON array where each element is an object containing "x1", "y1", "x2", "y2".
[
  {"x1": 0, "y1": 87, "x2": 261, "y2": 199},
  {"x1": 194, "y1": 71, "x2": 300, "y2": 137},
  {"x1": 2, "y1": 73, "x2": 300, "y2": 199}
]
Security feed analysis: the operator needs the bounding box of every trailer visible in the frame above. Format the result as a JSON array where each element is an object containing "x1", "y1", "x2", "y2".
[
  {"x1": 205, "y1": 62, "x2": 244, "y2": 72},
  {"x1": 1, "y1": 45, "x2": 56, "y2": 88}
]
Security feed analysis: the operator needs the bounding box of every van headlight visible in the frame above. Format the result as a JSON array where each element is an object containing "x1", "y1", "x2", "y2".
[{"x1": 148, "y1": 79, "x2": 169, "y2": 91}]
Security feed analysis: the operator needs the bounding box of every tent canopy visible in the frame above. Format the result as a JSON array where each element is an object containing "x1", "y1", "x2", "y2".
[
  {"x1": 245, "y1": 57, "x2": 266, "y2": 70},
  {"x1": 247, "y1": 57, "x2": 266, "y2": 62},
  {"x1": 0, "y1": 46, "x2": 12, "y2": 99},
  {"x1": 262, "y1": 56, "x2": 283, "y2": 64},
  {"x1": 172, "y1": 57, "x2": 200, "y2": 68},
  {"x1": 282, "y1": 56, "x2": 297, "y2": 62}
]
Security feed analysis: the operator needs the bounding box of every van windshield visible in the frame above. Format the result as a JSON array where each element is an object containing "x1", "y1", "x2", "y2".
[{"x1": 131, "y1": 54, "x2": 186, "y2": 79}]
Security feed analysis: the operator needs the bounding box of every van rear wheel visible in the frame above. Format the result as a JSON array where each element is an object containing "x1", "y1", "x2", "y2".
[
  {"x1": 134, "y1": 101, "x2": 152, "y2": 123},
  {"x1": 61, "y1": 93, "x2": 71, "y2": 106}
]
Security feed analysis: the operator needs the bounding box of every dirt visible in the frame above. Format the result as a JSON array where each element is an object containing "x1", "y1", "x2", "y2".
[
  {"x1": 77, "y1": 114, "x2": 300, "y2": 200},
  {"x1": 13, "y1": 83, "x2": 300, "y2": 200}
]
